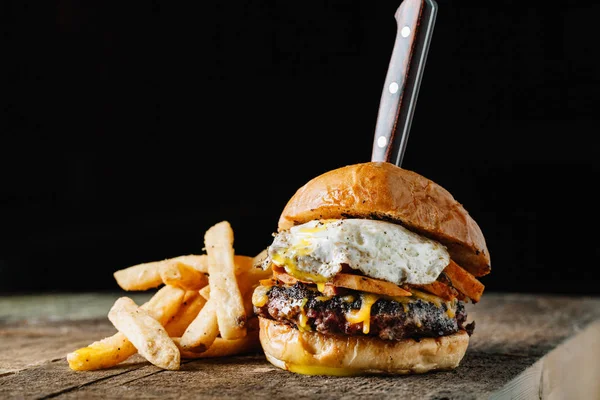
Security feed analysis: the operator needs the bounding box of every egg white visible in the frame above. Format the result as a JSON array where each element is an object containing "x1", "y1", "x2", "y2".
[{"x1": 268, "y1": 219, "x2": 449, "y2": 286}]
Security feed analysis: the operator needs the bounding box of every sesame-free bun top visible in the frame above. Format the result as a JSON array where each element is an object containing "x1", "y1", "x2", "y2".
[{"x1": 278, "y1": 161, "x2": 491, "y2": 277}]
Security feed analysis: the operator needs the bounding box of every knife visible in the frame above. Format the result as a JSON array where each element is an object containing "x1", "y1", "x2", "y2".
[{"x1": 371, "y1": 0, "x2": 438, "y2": 166}]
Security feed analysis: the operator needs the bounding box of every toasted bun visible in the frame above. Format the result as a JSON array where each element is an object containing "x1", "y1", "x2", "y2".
[
  {"x1": 278, "y1": 161, "x2": 490, "y2": 277},
  {"x1": 259, "y1": 317, "x2": 469, "y2": 375}
]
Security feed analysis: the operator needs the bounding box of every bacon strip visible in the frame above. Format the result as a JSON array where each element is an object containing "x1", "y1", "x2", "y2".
[
  {"x1": 412, "y1": 280, "x2": 459, "y2": 302},
  {"x1": 331, "y1": 273, "x2": 411, "y2": 297},
  {"x1": 271, "y1": 269, "x2": 296, "y2": 285},
  {"x1": 271, "y1": 269, "x2": 339, "y2": 295},
  {"x1": 443, "y1": 260, "x2": 485, "y2": 303},
  {"x1": 272, "y1": 268, "x2": 410, "y2": 297},
  {"x1": 270, "y1": 261, "x2": 484, "y2": 303}
]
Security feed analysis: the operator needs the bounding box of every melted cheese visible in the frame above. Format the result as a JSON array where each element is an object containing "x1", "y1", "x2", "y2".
[
  {"x1": 445, "y1": 300, "x2": 456, "y2": 319},
  {"x1": 342, "y1": 295, "x2": 355, "y2": 303},
  {"x1": 251, "y1": 285, "x2": 270, "y2": 307},
  {"x1": 287, "y1": 364, "x2": 361, "y2": 376},
  {"x1": 410, "y1": 289, "x2": 443, "y2": 308},
  {"x1": 297, "y1": 298, "x2": 311, "y2": 331},
  {"x1": 345, "y1": 294, "x2": 379, "y2": 334},
  {"x1": 389, "y1": 295, "x2": 413, "y2": 304}
]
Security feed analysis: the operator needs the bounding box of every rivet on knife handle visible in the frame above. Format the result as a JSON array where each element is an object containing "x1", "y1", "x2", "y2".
[{"x1": 371, "y1": 0, "x2": 437, "y2": 166}]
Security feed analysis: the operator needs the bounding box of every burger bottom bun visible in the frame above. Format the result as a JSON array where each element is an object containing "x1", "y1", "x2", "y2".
[{"x1": 258, "y1": 317, "x2": 469, "y2": 376}]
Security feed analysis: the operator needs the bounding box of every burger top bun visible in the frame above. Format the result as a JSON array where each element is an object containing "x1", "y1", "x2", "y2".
[{"x1": 277, "y1": 161, "x2": 491, "y2": 277}]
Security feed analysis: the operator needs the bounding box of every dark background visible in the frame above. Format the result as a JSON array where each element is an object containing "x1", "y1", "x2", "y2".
[{"x1": 2, "y1": 1, "x2": 598, "y2": 295}]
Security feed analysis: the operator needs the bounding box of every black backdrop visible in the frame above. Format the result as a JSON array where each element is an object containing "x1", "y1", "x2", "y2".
[{"x1": 3, "y1": 1, "x2": 599, "y2": 294}]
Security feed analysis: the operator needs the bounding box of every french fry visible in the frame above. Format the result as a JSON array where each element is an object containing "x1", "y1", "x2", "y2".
[
  {"x1": 113, "y1": 261, "x2": 163, "y2": 291},
  {"x1": 239, "y1": 268, "x2": 273, "y2": 332},
  {"x1": 67, "y1": 332, "x2": 137, "y2": 371},
  {"x1": 239, "y1": 261, "x2": 273, "y2": 285},
  {"x1": 108, "y1": 297, "x2": 180, "y2": 371},
  {"x1": 177, "y1": 278, "x2": 255, "y2": 354},
  {"x1": 164, "y1": 291, "x2": 207, "y2": 337},
  {"x1": 169, "y1": 255, "x2": 209, "y2": 273},
  {"x1": 237, "y1": 277, "x2": 260, "y2": 302},
  {"x1": 179, "y1": 296, "x2": 219, "y2": 352},
  {"x1": 228, "y1": 252, "x2": 272, "y2": 311},
  {"x1": 252, "y1": 248, "x2": 268, "y2": 267},
  {"x1": 143, "y1": 285, "x2": 186, "y2": 324},
  {"x1": 114, "y1": 254, "x2": 256, "y2": 292},
  {"x1": 175, "y1": 254, "x2": 257, "y2": 275},
  {"x1": 233, "y1": 255, "x2": 256, "y2": 275},
  {"x1": 71, "y1": 219, "x2": 270, "y2": 371},
  {"x1": 67, "y1": 285, "x2": 184, "y2": 371},
  {"x1": 204, "y1": 221, "x2": 247, "y2": 340},
  {"x1": 241, "y1": 283, "x2": 258, "y2": 317},
  {"x1": 114, "y1": 255, "x2": 207, "y2": 290},
  {"x1": 172, "y1": 335, "x2": 261, "y2": 359},
  {"x1": 160, "y1": 261, "x2": 209, "y2": 291},
  {"x1": 199, "y1": 285, "x2": 211, "y2": 300}
]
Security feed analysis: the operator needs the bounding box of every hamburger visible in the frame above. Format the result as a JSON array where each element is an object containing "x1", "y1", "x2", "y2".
[{"x1": 252, "y1": 161, "x2": 490, "y2": 376}]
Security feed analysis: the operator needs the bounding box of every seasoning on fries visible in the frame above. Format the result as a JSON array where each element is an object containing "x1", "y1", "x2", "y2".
[
  {"x1": 108, "y1": 297, "x2": 181, "y2": 371},
  {"x1": 67, "y1": 220, "x2": 270, "y2": 371},
  {"x1": 204, "y1": 221, "x2": 247, "y2": 340}
]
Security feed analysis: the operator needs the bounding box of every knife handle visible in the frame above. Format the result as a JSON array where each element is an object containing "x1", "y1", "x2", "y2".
[{"x1": 371, "y1": 0, "x2": 437, "y2": 166}]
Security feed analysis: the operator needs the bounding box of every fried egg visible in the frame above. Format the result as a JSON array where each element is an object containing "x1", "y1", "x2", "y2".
[{"x1": 268, "y1": 219, "x2": 449, "y2": 286}]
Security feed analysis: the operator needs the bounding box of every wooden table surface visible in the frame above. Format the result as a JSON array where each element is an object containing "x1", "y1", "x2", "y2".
[{"x1": 1, "y1": 291, "x2": 600, "y2": 400}]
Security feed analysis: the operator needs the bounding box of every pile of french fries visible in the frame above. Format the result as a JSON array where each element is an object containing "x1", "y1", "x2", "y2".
[{"x1": 67, "y1": 221, "x2": 271, "y2": 371}]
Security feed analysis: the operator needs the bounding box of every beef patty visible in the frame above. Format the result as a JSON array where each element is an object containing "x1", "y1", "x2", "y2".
[{"x1": 254, "y1": 282, "x2": 474, "y2": 341}]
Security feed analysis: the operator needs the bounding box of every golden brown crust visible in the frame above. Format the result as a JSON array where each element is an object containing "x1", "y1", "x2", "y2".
[
  {"x1": 278, "y1": 161, "x2": 491, "y2": 277},
  {"x1": 258, "y1": 317, "x2": 469, "y2": 375}
]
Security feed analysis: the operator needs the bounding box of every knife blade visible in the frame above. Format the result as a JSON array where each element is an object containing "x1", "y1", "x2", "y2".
[{"x1": 371, "y1": 0, "x2": 437, "y2": 166}]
